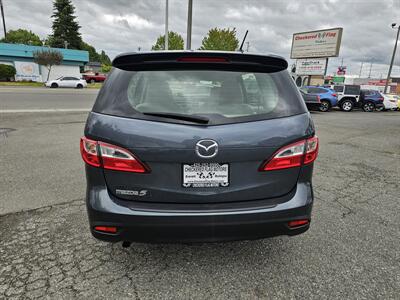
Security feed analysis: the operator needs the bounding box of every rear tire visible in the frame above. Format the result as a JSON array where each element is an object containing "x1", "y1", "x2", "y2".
[
  {"x1": 51, "y1": 83, "x2": 58, "y2": 88},
  {"x1": 362, "y1": 102, "x2": 375, "y2": 112},
  {"x1": 319, "y1": 100, "x2": 331, "y2": 112},
  {"x1": 76, "y1": 84, "x2": 83, "y2": 89},
  {"x1": 340, "y1": 100, "x2": 353, "y2": 112}
]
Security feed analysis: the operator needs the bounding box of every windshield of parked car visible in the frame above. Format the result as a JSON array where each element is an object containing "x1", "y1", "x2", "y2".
[{"x1": 93, "y1": 68, "x2": 307, "y2": 125}]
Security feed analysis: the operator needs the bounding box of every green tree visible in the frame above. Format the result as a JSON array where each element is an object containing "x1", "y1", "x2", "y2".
[
  {"x1": 49, "y1": 0, "x2": 82, "y2": 49},
  {"x1": 99, "y1": 50, "x2": 111, "y2": 65},
  {"x1": 151, "y1": 31, "x2": 184, "y2": 50},
  {"x1": 101, "y1": 64, "x2": 112, "y2": 73},
  {"x1": 199, "y1": 28, "x2": 239, "y2": 51},
  {"x1": 0, "y1": 29, "x2": 42, "y2": 46},
  {"x1": 80, "y1": 41, "x2": 101, "y2": 62},
  {"x1": 0, "y1": 64, "x2": 16, "y2": 81},
  {"x1": 33, "y1": 49, "x2": 63, "y2": 81}
]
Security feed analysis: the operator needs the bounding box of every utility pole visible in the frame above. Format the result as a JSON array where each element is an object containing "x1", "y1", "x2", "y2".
[
  {"x1": 384, "y1": 23, "x2": 400, "y2": 94},
  {"x1": 0, "y1": 0, "x2": 6, "y2": 39},
  {"x1": 359, "y1": 62, "x2": 364, "y2": 77},
  {"x1": 186, "y1": 0, "x2": 193, "y2": 50},
  {"x1": 368, "y1": 62, "x2": 373, "y2": 78},
  {"x1": 164, "y1": 0, "x2": 168, "y2": 50}
]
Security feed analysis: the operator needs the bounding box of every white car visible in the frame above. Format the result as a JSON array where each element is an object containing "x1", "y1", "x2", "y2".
[
  {"x1": 381, "y1": 94, "x2": 398, "y2": 110},
  {"x1": 45, "y1": 76, "x2": 87, "y2": 89}
]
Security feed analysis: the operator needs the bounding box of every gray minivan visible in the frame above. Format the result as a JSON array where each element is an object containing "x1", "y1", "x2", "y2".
[{"x1": 80, "y1": 51, "x2": 318, "y2": 245}]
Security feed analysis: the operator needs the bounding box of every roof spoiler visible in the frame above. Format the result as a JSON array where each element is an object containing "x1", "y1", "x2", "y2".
[{"x1": 112, "y1": 51, "x2": 288, "y2": 73}]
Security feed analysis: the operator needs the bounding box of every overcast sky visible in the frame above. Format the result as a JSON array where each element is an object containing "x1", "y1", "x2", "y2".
[{"x1": 2, "y1": 0, "x2": 400, "y2": 77}]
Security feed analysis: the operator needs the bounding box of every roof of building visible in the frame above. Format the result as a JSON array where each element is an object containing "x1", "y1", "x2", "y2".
[{"x1": 0, "y1": 43, "x2": 89, "y2": 63}]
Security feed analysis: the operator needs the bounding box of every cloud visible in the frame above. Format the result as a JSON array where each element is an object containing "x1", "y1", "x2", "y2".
[
  {"x1": 2, "y1": 0, "x2": 399, "y2": 77},
  {"x1": 103, "y1": 14, "x2": 156, "y2": 30}
]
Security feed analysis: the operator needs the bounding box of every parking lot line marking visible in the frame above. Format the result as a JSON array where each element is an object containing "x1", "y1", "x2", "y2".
[{"x1": 0, "y1": 108, "x2": 91, "y2": 113}]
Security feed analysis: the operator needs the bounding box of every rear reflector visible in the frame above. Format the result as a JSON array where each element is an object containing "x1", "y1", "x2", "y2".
[
  {"x1": 288, "y1": 220, "x2": 309, "y2": 228},
  {"x1": 80, "y1": 137, "x2": 149, "y2": 173},
  {"x1": 94, "y1": 226, "x2": 117, "y2": 233},
  {"x1": 176, "y1": 57, "x2": 228, "y2": 63},
  {"x1": 261, "y1": 136, "x2": 319, "y2": 171}
]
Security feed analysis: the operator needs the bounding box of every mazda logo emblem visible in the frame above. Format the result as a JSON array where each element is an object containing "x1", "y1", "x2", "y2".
[{"x1": 195, "y1": 139, "x2": 218, "y2": 158}]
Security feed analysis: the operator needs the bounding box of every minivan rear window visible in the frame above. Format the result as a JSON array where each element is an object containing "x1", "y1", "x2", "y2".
[{"x1": 93, "y1": 68, "x2": 307, "y2": 125}]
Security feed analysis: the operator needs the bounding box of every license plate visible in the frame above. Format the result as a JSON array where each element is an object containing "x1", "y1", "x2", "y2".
[{"x1": 182, "y1": 163, "x2": 229, "y2": 188}]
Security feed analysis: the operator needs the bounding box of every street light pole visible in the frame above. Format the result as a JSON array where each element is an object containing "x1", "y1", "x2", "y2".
[
  {"x1": 186, "y1": 0, "x2": 193, "y2": 50},
  {"x1": 384, "y1": 23, "x2": 400, "y2": 94},
  {"x1": 0, "y1": 0, "x2": 7, "y2": 39},
  {"x1": 164, "y1": 0, "x2": 168, "y2": 50}
]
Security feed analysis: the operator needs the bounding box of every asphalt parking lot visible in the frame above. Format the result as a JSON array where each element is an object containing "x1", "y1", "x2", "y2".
[{"x1": 0, "y1": 88, "x2": 399, "y2": 299}]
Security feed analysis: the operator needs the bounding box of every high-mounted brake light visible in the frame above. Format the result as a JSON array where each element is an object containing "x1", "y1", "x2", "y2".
[
  {"x1": 80, "y1": 137, "x2": 149, "y2": 173},
  {"x1": 261, "y1": 136, "x2": 319, "y2": 171},
  {"x1": 176, "y1": 57, "x2": 228, "y2": 63}
]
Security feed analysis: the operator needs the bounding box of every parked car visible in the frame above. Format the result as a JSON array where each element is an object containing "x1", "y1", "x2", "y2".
[
  {"x1": 359, "y1": 90, "x2": 385, "y2": 112},
  {"x1": 83, "y1": 73, "x2": 107, "y2": 83},
  {"x1": 45, "y1": 76, "x2": 87, "y2": 88},
  {"x1": 329, "y1": 85, "x2": 359, "y2": 111},
  {"x1": 80, "y1": 51, "x2": 319, "y2": 245},
  {"x1": 300, "y1": 90, "x2": 321, "y2": 111},
  {"x1": 330, "y1": 85, "x2": 384, "y2": 112},
  {"x1": 381, "y1": 94, "x2": 399, "y2": 111},
  {"x1": 300, "y1": 86, "x2": 337, "y2": 112}
]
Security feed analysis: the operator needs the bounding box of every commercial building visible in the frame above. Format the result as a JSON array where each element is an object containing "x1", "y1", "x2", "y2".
[{"x1": 0, "y1": 43, "x2": 89, "y2": 82}]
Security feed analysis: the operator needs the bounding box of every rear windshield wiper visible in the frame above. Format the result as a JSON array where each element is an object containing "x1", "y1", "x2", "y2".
[{"x1": 142, "y1": 112, "x2": 209, "y2": 124}]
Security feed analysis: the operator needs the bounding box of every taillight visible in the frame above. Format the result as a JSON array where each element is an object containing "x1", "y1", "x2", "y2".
[
  {"x1": 260, "y1": 136, "x2": 319, "y2": 171},
  {"x1": 99, "y1": 141, "x2": 148, "y2": 173},
  {"x1": 304, "y1": 136, "x2": 319, "y2": 164},
  {"x1": 332, "y1": 93, "x2": 337, "y2": 97},
  {"x1": 80, "y1": 137, "x2": 101, "y2": 167},
  {"x1": 316, "y1": 95, "x2": 321, "y2": 102},
  {"x1": 80, "y1": 137, "x2": 149, "y2": 173}
]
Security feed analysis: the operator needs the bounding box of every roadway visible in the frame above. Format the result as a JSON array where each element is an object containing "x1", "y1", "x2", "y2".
[{"x1": 0, "y1": 87, "x2": 399, "y2": 299}]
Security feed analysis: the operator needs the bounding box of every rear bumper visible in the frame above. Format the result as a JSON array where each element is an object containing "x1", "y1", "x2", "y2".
[
  {"x1": 89, "y1": 204, "x2": 312, "y2": 243},
  {"x1": 305, "y1": 103, "x2": 321, "y2": 111},
  {"x1": 86, "y1": 172, "x2": 314, "y2": 243}
]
